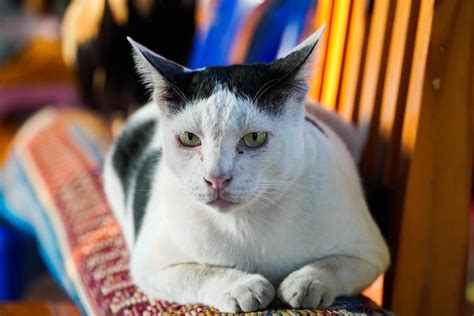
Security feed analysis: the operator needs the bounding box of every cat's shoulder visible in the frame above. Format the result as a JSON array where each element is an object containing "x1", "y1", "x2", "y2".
[
  {"x1": 303, "y1": 109, "x2": 362, "y2": 182},
  {"x1": 304, "y1": 103, "x2": 362, "y2": 162},
  {"x1": 124, "y1": 102, "x2": 160, "y2": 128},
  {"x1": 112, "y1": 102, "x2": 159, "y2": 157},
  {"x1": 304, "y1": 113, "x2": 347, "y2": 155},
  {"x1": 109, "y1": 102, "x2": 160, "y2": 195}
]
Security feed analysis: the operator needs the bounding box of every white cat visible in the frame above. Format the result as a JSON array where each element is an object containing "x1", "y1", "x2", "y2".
[{"x1": 103, "y1": 26, "x2": 389, "y2": 312}]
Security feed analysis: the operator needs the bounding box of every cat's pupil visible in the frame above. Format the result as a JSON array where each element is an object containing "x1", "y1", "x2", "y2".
[
  {"x1": 252, "y1": 133, "x2": 258, "y2": 141},
  {"x1": 187, "y1": 133, "x2": 193, "y2": 141}
]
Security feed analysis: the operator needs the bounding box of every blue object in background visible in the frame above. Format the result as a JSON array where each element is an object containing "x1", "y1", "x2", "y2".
[
  {"x1": 0, "y1": 222, "x2": 26, "y2": 300},
  {"x1": 246, "y1": 0, "x2": 315, "y2": 63},
  {"x1": 0, "y1": 188, "x2": 45, "y2": 300},
  {"x1": 189, "y1": 0, "x2": 263, "y2": 68},
  {"x1": 189, "y1": 0, "x2": 316, "y2": 68}
]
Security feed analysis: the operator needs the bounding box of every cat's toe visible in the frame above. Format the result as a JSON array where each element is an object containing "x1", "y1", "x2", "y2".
[
  {"x1": 217, "y1": 274, "x2": 275, "y2": 312},
  {"x1": 278, "y1": 273, "x2": 309, "y2": 308},
  {"x1": 278, "y1": 269, "x2": 338, "y2": 309},
  {"x1": 232, "y1": 275, "x2": 275, "y2": 311},
  {"x1": 300, "y1": 280, "x2": 336, "y2": 308}
]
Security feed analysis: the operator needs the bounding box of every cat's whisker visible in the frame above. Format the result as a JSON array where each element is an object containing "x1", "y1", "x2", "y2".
[
  {"x1": 259, "y1": 180, "x2": 321, "y2": 191},
  {"x1": 257, "y1": 183, "x2": 302, "y2": 193},
  {"x1": 234, "y1": 85, "x2": 249, "y2": 102},
  {"x1": 166, "y1": 79, "x2": 190, "y2": 104},
  {"x1": 254, "y1": 191, "x2": 286, "y2": 207},
  {"x1": 252, "y1": 78, "x2": 280, "y2": 104}
]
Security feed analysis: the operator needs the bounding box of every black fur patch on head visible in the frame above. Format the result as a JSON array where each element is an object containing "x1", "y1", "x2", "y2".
[
  {"x1": 132, "y1": 149, "x2": 161, "y2": 239},
  {"x1": 157, "y1": 59, "x2": 309, "y2": 116},
  {"x1": 112, "y1": 120, "x2": 156, "y2": 203},
  {"x1": 132, "y1": 38, "x2": 318, "y2": 116},
  {"x1": 163, "y1": 63, "x2": 294, "y2": 115}
]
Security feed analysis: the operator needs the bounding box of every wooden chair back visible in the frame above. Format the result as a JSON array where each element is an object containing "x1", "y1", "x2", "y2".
[{"x1": 306, "y1": 0, "x2": 473, "y2": 315}]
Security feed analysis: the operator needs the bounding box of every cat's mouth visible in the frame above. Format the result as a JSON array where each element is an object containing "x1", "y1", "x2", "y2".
[{"x1": 207, "y1": 197, "x2": 240, "y2": 212}]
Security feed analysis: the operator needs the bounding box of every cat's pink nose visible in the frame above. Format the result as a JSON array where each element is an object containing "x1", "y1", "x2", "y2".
[{"x1": 204, "y1": 175, "x2": 232, "y2": 191}]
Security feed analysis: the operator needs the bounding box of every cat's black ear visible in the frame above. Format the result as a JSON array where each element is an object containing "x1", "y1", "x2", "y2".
[
  {"x1": 269, "y1": 24, "x2": 325, "y2": 101},
  {"x1": 127, "y1": 37, "x2": 189, "y2": 102}
]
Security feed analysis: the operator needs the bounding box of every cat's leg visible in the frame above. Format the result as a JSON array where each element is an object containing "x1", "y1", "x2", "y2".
[
  {"x1": 277, "y1": 255, "x2": 380, "y2": 308},
  {"x1": 133, "y1": 262, "x2": 275, "y2": 312}
]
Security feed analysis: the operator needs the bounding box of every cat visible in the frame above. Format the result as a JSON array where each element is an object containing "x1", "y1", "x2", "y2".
[{"x1": 103, "y1": 26, "x2": 389, "y2": 312}]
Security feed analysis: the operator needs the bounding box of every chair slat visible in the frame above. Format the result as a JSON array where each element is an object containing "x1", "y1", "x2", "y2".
[
  {"x1": 381, "y1": 0, "x2": 421, "y2": 185},
  {"x1": 308, "y1": 0, "x2": 334, "y2": 101},
  {"x1": 320, "y1": 0, "x2": 351, "y2": 110},
  {"x1": 358, "y1": 0, "x2": 396, "y2": 176},
  {"x1": 378, "y1": 0, "x2": 413, "y2": 144},
  {"x1": 337, "y1": 0, "x2": 369, "y2": 122},
  {"x1": 355, "y1": 0, "x2": 390, "y2": 137},
  {"x1": 399, "y1": 1, "x2": 433, "y2": 155},
  {"x1": 366, "y1": 0, "x2": 422, "y2": 185}
]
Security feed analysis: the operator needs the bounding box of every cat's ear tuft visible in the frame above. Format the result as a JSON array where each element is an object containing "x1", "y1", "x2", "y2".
[
  {"x1": 270, "y1": 24, "x2": 325, "y2": 100},
  {"x1": 127, "y1": 37, "x2": 189, "y2": 102}
]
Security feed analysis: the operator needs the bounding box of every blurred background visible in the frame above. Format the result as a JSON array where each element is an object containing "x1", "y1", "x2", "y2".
[{"x1": 0, "y1": 0, "x2": 471, "y2": 315}]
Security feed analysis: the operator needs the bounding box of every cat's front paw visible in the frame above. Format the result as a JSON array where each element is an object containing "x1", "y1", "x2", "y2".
[
  {"x1": 278, "y1": 266, "x2": 339, "y2": 309},
  {"x1": 214, "y1": 274, "x2": 275, "y2": 312}
]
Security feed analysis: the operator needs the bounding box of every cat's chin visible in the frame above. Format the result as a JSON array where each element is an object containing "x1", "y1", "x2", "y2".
[{"x1": 206, "y1": 198, "x2": 240, "y2": 213}]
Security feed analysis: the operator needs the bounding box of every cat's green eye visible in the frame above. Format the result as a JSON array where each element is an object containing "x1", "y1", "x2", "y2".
[
  {"x1": 242, "y1": 132, "x2": 268, "y2": 148},
  {"x1": 178, "y1": 132, "x2": 201, "y2": 147}
]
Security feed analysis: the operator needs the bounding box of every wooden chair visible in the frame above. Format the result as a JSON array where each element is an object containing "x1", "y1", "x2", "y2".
[{"x1": 306, "y1": 0, "x2": 473, "y2": 315}]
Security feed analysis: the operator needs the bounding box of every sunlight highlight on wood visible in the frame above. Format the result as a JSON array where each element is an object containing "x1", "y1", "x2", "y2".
[
  {"x1": 356, "y1": 0, "x2": 389, "y2": 133},
  {"x1": 379, "y1": 0, "x2": 412, "y2": 139},
  {"x1": 308, "y1": 0, "x2": 333, "y2": 102},
  {"x1": 320, "y1": 0, "x2": 351, "y2": 110},
  {"x1": 337, "y1": 0, "x2": 367, "y2": 122},
  {"x1": 400, "y1": 0, "x2": 433, "y2": 154}
]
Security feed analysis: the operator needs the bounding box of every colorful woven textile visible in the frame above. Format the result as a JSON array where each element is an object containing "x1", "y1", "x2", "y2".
[{"x1": 0, "y1": 108, "x2": 393, "y2": 315}]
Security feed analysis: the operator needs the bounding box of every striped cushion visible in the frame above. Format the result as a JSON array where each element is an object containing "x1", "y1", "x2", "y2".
[{"x1": 0, "y1": 108, "x2": 392, "y2": 315}]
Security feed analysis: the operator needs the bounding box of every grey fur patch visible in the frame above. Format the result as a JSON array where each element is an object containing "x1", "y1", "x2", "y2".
[
  {"x1": 112, "y1": 120, "x2": 156, "y2": 204},
  {"x1": 133, "y1": 149, "x2": 161, "y2": 239}
]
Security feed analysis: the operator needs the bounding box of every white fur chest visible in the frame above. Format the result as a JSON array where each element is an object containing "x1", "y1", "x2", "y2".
[
  {"x1": 145, "y1": 162, "x2": 332, "y2": 284},
  {"x1": 164, "y1": 200, "x2": 323, "y2": 284}
]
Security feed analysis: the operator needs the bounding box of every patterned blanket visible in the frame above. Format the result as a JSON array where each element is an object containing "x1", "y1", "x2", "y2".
[{"x1": 0, "y1": 108, "x2": 393, "y2": 315}]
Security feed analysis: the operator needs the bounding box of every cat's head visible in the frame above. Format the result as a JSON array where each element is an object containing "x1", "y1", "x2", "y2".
[{"x1": 129, "y1": 26, "x2": 324, "y2": 213}]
